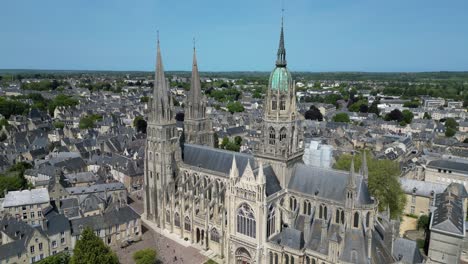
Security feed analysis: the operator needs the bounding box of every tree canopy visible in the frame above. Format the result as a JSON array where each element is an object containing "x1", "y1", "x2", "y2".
[
  {"x1": 133, "y1": 116, "x2": 147, "y2": 134},
  {"x1": 332, "y1": 113, "x2": 350, "y2": 123},
  {"x1": 79, "y1": 114, "x2": 102, "y2": 129},
  {"x1": 37, "y1": 252, "x2": 70, "y2": 264},
  {"x1": 133, "y1": 248, "x2": 157, "y2": 264},
  {"x1": 226, "y1": 101, "x2": 244, "y2": 114},
  {"x1": 304, "y1": 105, "x2": 323, "y2": 121},
  {"x1": 70, "y1": 227, "x2": 119, "y2": 264},
  {"x1": 0, "y1": 162, "x2": 32, "y2": 198},
  {"x1": 333, "y1": 151, "x2": 405, "y2": 219}
]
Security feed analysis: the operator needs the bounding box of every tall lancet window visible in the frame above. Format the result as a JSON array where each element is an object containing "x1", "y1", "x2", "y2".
[
  {"x1": 269, "y1": 127, "x2": 276, "y2": 145},
  {"x1": 280, "y1": 96, "x2": 286, "y2": 110},
  {"x1": 267, "y1": 205, "x2": 276, "y2": 238},
  {"x1": 237, "y1": 203, "x2": 256, "y2": 238},
  {"x1": 272, "y1": 96, "x2": 277, "y2": 110}
]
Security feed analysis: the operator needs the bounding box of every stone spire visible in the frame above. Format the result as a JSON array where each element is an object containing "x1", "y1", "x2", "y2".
[
  {"x1": 229, "y1": 155, "x2": 239, "y2": 179},
  {"x1": 257, "y1": 161, "x2": 266, "y2": 185},
  {"x1": 151, "y1": 33, "x2": 172, "y2": 123},
  {"x1": 275, "y1": 14, "x2": 287, "y2": 67},
  {"x1": 361, "y1": 151, "x2": 369, "y2": 181},
  {"x1": 187, "y1": 41, "x2": 204, "y2": 119},
  {"x1": 347, "y1": 157, "x2": 357, "y2": 189}
]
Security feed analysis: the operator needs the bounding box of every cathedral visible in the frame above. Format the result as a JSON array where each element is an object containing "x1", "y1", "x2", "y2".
[{"x1": 144, "y1": 19, "x2": 399, "y2": 264}]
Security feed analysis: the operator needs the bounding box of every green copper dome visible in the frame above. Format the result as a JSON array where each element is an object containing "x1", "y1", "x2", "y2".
[{"x1": 269, "y1": 67, "x2": 291, "y2": 91}]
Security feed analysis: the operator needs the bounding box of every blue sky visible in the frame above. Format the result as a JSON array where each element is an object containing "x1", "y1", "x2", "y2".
[{"x1": 1, "y1": 0, "x2": 467, "y2": 72}]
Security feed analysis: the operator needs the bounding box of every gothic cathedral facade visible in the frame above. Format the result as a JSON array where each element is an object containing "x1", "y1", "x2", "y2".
[{"x1": 145, "y1": 21, "x2": 390, "y2": 264}]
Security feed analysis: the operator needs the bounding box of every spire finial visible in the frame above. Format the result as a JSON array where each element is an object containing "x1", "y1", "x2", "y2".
[
  {"x1": 157, "y1": 30, "x2": 160, "y2": 44},
  {"x1": 193, "y1": 37, "x2": 196, "y2": 51},
  {"x1": 276, "y1": 5, "x2": 287, "y2": 67}
]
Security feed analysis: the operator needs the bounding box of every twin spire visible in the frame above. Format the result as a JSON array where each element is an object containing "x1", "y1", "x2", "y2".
[{"x1": 151, "y1": 33, "x2": 203, "y2": 122}]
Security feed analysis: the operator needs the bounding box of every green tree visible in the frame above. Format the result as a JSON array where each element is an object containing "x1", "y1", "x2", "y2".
[
  {"x1": 37, "y1": 252, "x2": 70, "y2": 264},
  {"x1": 225, "y1": 141, "x2": 240, "y2": 152},
  {"x1": 53, "y1": 121, "x2": 65, "y2": 129},
  {"x1": 332, "y1": 113, "x2": 350, "y2": 123},
  {"x1": 402, "y1": 110, "x2": 414, "y2": 124},
  {"x1": 417, "y1": 215, "x2": 430, "y2": 231},
  {"x1": 445, "y1": 118, "x2": 459, "y2": 129},
  {"x1": 133, "y1": 116, "x2": 147, "y2": 134},
  {"x1": 445, "y1": 127, "x2": 456, "y2": 137},
  {"x1": 70, "y1": 227, "x2": 119, "y2": 264},
  {"x1": 385, "y1": 109, "x2": 403, "y2": 122},
  {"x1": 304, "y1": 105, "x2": 323, "y2": 121},
  {"x1": 79, "y1": 116, "x2": 96, "y2": 129},
  {"x1": 333, "y1": 151, "x2": 405, "y2": 219},
  {"x1": 226, "y1": 101, "x2": 244, "y2": 114},
  {"x1": 423, "y1": 112, "x2": 431, "y2": 119},
  {"x1": 140, "y1": 96, "x2": 150, "y2": 103},
  {"x1": 234, "y1": 136, "x2": 242, "y2": 146},
  {"x1": 133, "y1": 248, "x2": 157, "y2": 264},
  {"x1": 220, "y1": 137, "x2": 229, "y2": 149}
]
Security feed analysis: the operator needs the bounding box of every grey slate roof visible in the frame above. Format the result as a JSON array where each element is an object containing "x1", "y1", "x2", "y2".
[
  {"x1": 289, "y1": 164, "x2": 373, "y2": 204},
  {"x1": 392, "y1": 238, "x2": 424, "y2": 264},
  {"x1": 427, "y1": 159, "x2": 468, "y2": 174},
  {"x1": 0, "y1": 238, "x2": 26, "y2": 260},
  {"x1": 400, "y1": 178, "x2": 447, "y2": 197},
  {"x1": 70, "y1": 206, "x2": 139, "y2": 235},
  {"x1": 183, "y1": 143, "x2": 254, "y2": 176},
  {"x1": 430, "y1": 184, "x2": 465, "y2": 236},
  {"x1": 66, "y1": 182, "x2": 125, "y2": 195}
]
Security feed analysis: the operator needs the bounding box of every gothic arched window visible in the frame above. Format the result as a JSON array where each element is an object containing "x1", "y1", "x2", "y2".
[
  {"x1": 319, "y1": 204, "x2": 327, "y2": 220},
  {"x1": 353, "y1": 212, "x2": 359, "y2": 228},
  {"x1": 303, "y1": 200, "x2": 311, "y2": 215},
  {"x1": 184, "y1": 216, "x2": 191, "y2": 231},
  {"x1": 174, "y1": 212, "x2": 180, "y2": 227},
  {"x1": 272, "y1": 96, "x2": 277, "y2": 110},
  {"x1": 237, "y1": 203, "x2": 256, "y2": 238},
  {"x1": 166, "y1": 210, "x2": 170, "y2": 223},
  {"x1": 280, "y1": 96, "x2": 286, "y2": 110},
  {"x1": 289, "y1": 196, "x2": 297, "y2": 211},
  {"x1": 267, "y1": 205, "x2": 276, "y2": 238},
  {"x1": 211, "y1": 228, "x2": 220, "y2": 243},
  {"x1": 341, "y1": 210, "x2": 345, "y2": 224},
  {"x1": 279, "y1": 127, "x2": 287, "y2": 141},
  {"x1": 269, "y1": 127, "x2": 276, "y2": 145}
]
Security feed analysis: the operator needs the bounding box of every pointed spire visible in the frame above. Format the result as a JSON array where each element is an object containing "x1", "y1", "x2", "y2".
[
  {"x1": 257, "y1": 161, "x2": 266, "y2": 185},
  {"x1": 229, "y1": 155, "x2": 239, "y2": 179},
  {"x1": 152, "y1": 32, "x2": 171, "y2": 122},
  {"x1": 188, "y1": 39, "x2": 203, "y2": 119},
  {"x1": 361, "y1": 151, "x2": 369, "y2": 181},
  {"x1": 275, "y1": 10, "x2": 287, "y2": 67},
  {"x1": 347, "y1": 156, "x2": 357, "y2": 189}
]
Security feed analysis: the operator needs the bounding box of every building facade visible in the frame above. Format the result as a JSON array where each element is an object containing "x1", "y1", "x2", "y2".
[{"x1": 144, "y1": 21, "x2": 395, "y2": 264}]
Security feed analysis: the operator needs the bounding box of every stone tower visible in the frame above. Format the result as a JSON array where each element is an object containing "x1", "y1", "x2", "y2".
[
  {"x1": 254, "y1": 18, "x2": 304, "y2": 187},
  {"x1": 144, "y1": 35, "x2": 180, "y2": 226},
  {"x1": 183, "y1": 46, "x2": 215, "y2": 147}
]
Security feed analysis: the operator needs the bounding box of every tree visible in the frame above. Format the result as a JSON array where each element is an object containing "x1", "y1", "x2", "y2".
[
  {"x1": 37, "y1": 252, "x2": 70, "y2": 264},
  {"x1": 70, "y1": 227, "x2": 119, "y2": 264},
  {"x1": 445, "y1": 127, "x2": 456, "y2": 137},
  {"x1": 385, "y1": 109, "x2": 403, "y2": 122},
  {"x1": 220, "y1": 137, "x2": 229, "y2": 149},
  {"x1": 140, "y1": 96, "x2": 149, "y2": 103},
  {"x1": 348, "y1": 100, "x2": 368, "y2": 113},
  {"x1": 334, "y1": 151, "x2": 405, "y2": 219},
  {"x1": 423, "y1": 112, "x2": 431, "y2": 119},
  {"x1": 368, "y1": 99, "x2": 380, "y2": 116},
  {"x1": 79, "y1": 117, "x2": 95, "y2": 129},
  {"x1": 133, "y1": 248, "x2": 157, "y2": 264},
  {"x1": 304, "y1": 105, "x2": 323, "y2": 121},
  {"x1": 417, "y1": 215, "x2": 430, "y2": 231},
  {"x1": 332, "y1": 113, "x2": 350, "y2": 123},
  {"x1": 234, "y1": 136, "x2": 242, "y2": 146},
  {"x1": 445, "y1": 118, "x2": 459, "y2": 129},
  {"x1": 226, "y1": 101, "x2": 244, "y2": 114},
  {"x1": 134, "y1": 116, "x2": 147, "y2": 134},
  {"x1": 53, "y1": 121, "x2": 65, "y2": 129},
  {"x1": 402, "y1": 110, "x2": 414, "y2": 124}
]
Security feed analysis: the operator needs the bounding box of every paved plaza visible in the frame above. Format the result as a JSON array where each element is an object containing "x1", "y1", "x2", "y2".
[{"x1": 113, "y1": 195, "x2": 208, "y2": 264}]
